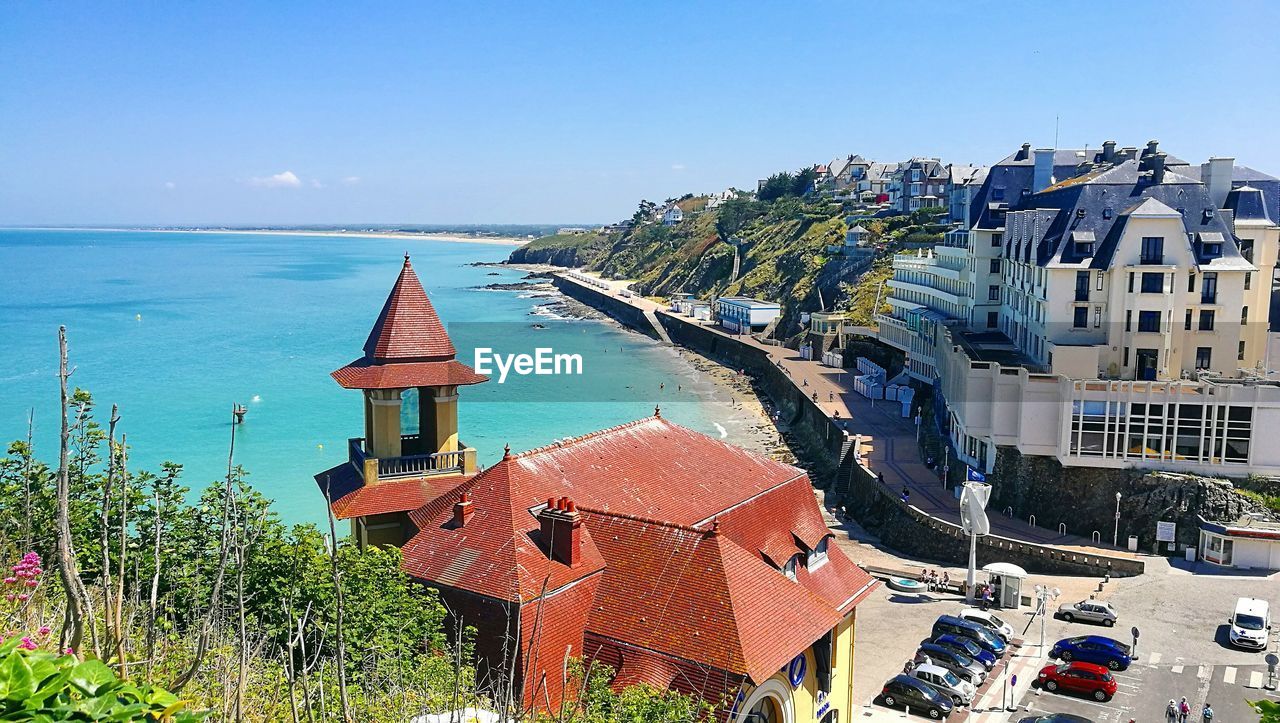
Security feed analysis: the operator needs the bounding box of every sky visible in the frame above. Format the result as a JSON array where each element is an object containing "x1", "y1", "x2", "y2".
[{"x1": 2, "y1": 1, "x2": 1279, "y2": 226}]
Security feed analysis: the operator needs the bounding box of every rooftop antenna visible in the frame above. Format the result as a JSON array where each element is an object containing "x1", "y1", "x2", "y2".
[{"x1": 1053, "y1": 114, "x2": 1060, "y2": 149}]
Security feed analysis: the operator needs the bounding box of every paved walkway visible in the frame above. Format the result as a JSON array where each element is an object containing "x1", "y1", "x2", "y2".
[{"x1": 558, "y1": 271, "x2": 1132, "y2": 556}]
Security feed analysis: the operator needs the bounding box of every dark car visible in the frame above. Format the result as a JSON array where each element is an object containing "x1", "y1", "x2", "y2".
[
  {"x1": 916, "y1": 642, "x2": 986, "y2": 685},
  {"x1": 933, "y1": 633, "x2": 997, "y2": 670},
  {"x1": 1049, "y1": 635, "x2": 1132, "y2": 671},
  {"x1": 879, "y1": 674, "x2": 955, "y2": 720},
  {"x1": 933, "y1": 615, "x2": 1007, "y2": 657},
  {"x1": 1017, "y1": 715, "x2": 1095, "y2": 723}
]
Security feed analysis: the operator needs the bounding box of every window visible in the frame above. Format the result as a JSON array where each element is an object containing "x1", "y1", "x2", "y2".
[
  {"x1": 1201, "y1": 273, "x2": 1218, "y2": 303},
  {"x1": 988, "y1": 285, "x2": 1000, "y2": 301},
  {"x1": 1184, "y1": 310, "x2": 1192, "y2": 331},
  {"x1": 1187, "y1": 273, "x2": 1195, "y2": 293},
  {"x1": 807, "y1": 537, "x2": 829, "y2": 569},
  {"x1": 1239, "y1": 341, "x2": 1247, "y2": 361},
  {"x1": 1097, "y1": 273, "x2": 1104, "y2": 291},
  {"x1": 1196, "y1": 347, "x2": 1212, "y2": 369},
  {"x1": 1140, "y1": 272, "x2": 1163, "y2": 293},
  {"x1": 1203, "y1": 242, "x2": 1223, "y2": 258},
  {"x1": 1073, "y1": 306, "x2": 1089, "y2": 328},
  {"x1": 987, "y1": 311, "x2": 998, "y2": 328},
  {"x1": 1094, "y1": 306, "x2": 1103, "y2": 328},
  {"x1": 1128, "y1": 273, "x2": 1135, "y2": 293},
  {"x1": 992, "y1": 232, "x2": 1003, "y2": 247},
  {"x1": 1103, "y1": 206, "x2": 1114, "y2": 219},
  {"x1": 992, "y1": 187, "x2": 1005, "y2": 201},
  {"x1": 1125, "y1": 310, "x2": 1132, "y2": 332},
  {"x1": 1075, "y1": 271, "x2": 1090, "y2": 300},
  {"x1": 1123, "y1": 347, "x2": 1130, "y2": 366},
  {"x1": 1243, "y1": 307, "x2": 1249, "y2": 325},
  {"x1": 989, "y1": 259, "x2": 1001, "y2": 274},
  {"x1": 1140, "y1": 237, "x2": 1164, "y2": 264},
  {"x1": 1240, "y1": 239, "x2": 1255, "y2": 263},
  {"x1": 783, "y1": 556, "x2": 797, "y2": 581},
  {"x1": 1245, "y1": 272, "x2": 1252, "y2": 290},
  {"x1": 1199, "y1": 310, "x2": 1215, "y2": 331},
  {"x1": 1138, "y1": 311, "x2": 1161, "y2": 332},
  {"x1": 1076, "y1": 241, "x2": 1094, "y2": 255}
]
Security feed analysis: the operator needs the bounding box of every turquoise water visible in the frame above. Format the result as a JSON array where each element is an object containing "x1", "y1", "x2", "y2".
[{"x1": 0, "y1": 229, "x2": 729, "y2": 528}]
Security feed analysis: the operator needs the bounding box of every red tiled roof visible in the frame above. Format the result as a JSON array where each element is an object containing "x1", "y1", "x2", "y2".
[
  {"x1": 506, "y1": 417, "x2": 804, "y2": 526},
  {"x1": 330, "y1": 358, "x2": 488, "y2": 390},
  {"x1": 584, "y1": 515, "x2": 843, "y2": 685},
  {"x1": 316, "y1": 462, "x2": 471, "y2": 519},
  {"x1": 363, "y1": 255, "x2": 456, "y2": 361},
  {"x1": 400, "y1": 456, "x2": 607, "y2": 602},
  {"x1": 715, "y1": 477, "x2": 831, "y2": 567}
]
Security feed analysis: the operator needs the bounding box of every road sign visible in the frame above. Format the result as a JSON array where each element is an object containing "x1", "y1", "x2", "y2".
[
  {"x1": 1132, "y1": 626, "x2": 1140, "y2": 639},
  {"x1": 1011, "y1": 674, "x2": 1017, "y2": 687}
]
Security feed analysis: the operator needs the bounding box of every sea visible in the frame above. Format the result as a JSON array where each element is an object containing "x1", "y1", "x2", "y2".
[{"x1": 0, "y1": 229, "x2": 742, "y2": 529}]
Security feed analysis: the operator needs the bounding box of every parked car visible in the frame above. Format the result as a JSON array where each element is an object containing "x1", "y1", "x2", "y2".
[
  {"x1": 1016, "y1": 714, "x2": 1095, "y2": 723},
  {"x1": 911, "y1": 663, "x2": 976, "y2": 706},
  {"x1": 1049, "y1": 636, "x2": 1131, "y2": 671},
  {"x1": 933, "y1": 615, "x2": 1007, "y2": 657},
  {"x1": 1228, "y1": 597, "x2": 1271, "y2": 650},
  {"x1": 960, "y1": 607, "x2": 1015, "y2": 641},
  {"x1": 916, "y1": 643, "x2": 986, "y2": 685},
  {"x1": 1036, "y1": 662, "x2": 1117, "y2": 702},
  {"x1": 878, "y1": 674, "x2": 955, "y2": 719},
  {"x1": 1057, "y1": 599, "x2": 1118, "y2": 627},
  {"x1": 933, "y1": 633, "x2": 996, "y2": 670}
]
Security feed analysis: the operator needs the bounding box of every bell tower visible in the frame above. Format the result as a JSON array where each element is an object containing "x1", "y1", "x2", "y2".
[{"x1": 331, "y1": 254, "x2": 488, "y2": 483}]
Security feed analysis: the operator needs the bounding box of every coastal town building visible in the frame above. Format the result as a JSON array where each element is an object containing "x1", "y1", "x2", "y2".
[
  {"x1": 662, "y1": 204, "x2": 684, "y2": 225},
  {"x1": 715, "y1": 297, "x2": 782, "y2": 334},
  {"x1": 1198, "y1": 512, "x2": 1280, "y2": 571},
  {"x1": 318, "y1": 256, "x2": 877, "y2": 721},
  {"x1": 876, "y1": 140, "x2": 1280, "y2": 478},
  {"x1": 889, "y1": 158, "x2": 949, "y2": 213}
]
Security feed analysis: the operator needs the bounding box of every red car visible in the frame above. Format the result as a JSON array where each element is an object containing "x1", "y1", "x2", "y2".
[{"x1": 1036, "y1": 662, "x2": 1117, "y2": 702}]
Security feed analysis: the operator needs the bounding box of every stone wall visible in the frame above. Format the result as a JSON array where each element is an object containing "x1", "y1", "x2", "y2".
[
  {"x1": 550, "y1": 276, "x2": 659, "y2": 340},
  {"x1": 988, "y1": 448, "x2": 1265, "y2": 549},
  {"x1": 843, "y1": 461, "x2": 1145, "y2": 577}
]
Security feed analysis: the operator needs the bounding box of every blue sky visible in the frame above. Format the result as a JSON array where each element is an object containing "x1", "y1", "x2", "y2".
[{"x1": 3, "y1": 1, "x2": 1278, "y2": 226}]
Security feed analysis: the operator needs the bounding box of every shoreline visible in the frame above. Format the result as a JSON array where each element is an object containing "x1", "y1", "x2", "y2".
[{"x1": 6, "y1": 226, "x2": 529, "y2": 247}]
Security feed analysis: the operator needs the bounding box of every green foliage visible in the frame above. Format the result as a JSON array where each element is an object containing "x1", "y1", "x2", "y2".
[
  {"x1": 1252, "y1": 699, "x2": 1280, "y2": 722},
  {"x1": 556, "y1": 660, "x2": 715, "y2": 723},
  {"x1": 757, "y1": 166, "x2": 817, "y2": 202},
  {"x1": 0, "y1": 638, "x2": 207, "y2": 721}
]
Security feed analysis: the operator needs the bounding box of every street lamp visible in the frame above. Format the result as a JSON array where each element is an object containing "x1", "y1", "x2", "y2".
[
  {"x1": 1113, "y1": 492, "x2": 1122, "y2": 547},
  {"x1": 1034, "y1": 584, "x2": 1061, "y2": 653}
]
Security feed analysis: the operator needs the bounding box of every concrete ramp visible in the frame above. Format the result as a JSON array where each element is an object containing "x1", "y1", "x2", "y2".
[{"x1": 643, "y1": 307, "x2": 673, "y2": 344}]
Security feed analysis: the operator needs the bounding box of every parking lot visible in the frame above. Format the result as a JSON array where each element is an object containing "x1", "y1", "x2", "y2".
[{"x1": 841, "y1": 531, "x2": 1280, "y2": 722}]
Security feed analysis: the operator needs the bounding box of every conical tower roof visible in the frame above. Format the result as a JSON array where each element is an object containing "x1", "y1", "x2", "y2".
[
  {"x1": 363, "y1": 254, "x2": 456, "y2": 361},
  {"x1": 331, "y1": 254, "x2": 487, "y2": 390}
]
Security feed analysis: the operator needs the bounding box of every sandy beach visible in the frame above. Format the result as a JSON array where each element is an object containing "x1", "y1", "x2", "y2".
[{"x1": 11, "y1": 226, "x2": 529, "y2": 246}]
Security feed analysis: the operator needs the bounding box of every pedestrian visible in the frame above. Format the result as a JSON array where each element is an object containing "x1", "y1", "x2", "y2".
[
  {"x1": 901, "y1": 486, "x2": 911, "y2": 503},
  {"x1": 941, "y1": 571, "x2": 950, "y2": 589},
  {"x1": 1178, "y1": 697, "x2": 1190, "y2": 723},
  {"x1": 1202, "y1": 703, "x2": 1213, "y2": 722},
  {"x1": 903, "y1": 660, "x2": 914, "y2": 675},
  {"x1": 828, "y1": 391, "x2": 834, "y2": 401},
  {"x1": 1165, "y1": 700, "x2": 1177, "y2": 723},
  {"x1": 802, "y1": 378, "x2": 808, "y2": 387}
]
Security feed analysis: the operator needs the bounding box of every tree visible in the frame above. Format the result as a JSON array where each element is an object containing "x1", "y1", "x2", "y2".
[{"x1": 756, "y1": 172, "x2": 795, "y2": 203}]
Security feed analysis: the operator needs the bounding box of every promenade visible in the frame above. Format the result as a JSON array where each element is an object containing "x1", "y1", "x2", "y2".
[{"x1": 557, "y1": 270, "x2": 1129, "y2": 555}]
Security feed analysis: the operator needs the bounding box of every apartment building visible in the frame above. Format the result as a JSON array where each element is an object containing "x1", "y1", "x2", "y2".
[
  {"x1": 877, "y1": 140, "x2": 1280, "y2": 477},
  {"x1": 889, "y1": 157, "x2": 949, "y2": 213}
]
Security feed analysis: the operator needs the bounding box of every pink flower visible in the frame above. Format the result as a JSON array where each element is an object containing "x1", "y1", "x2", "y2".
[
  {"x1": 4, "y1": 594, "x2": 14, "y2": 602},
  {"x1": 37, "y1": 626, "x2": 50, "y2": 636},
  {"x1": 63, "y1": 647, "x2": 74, "y2": 655},
  {"x1": 24, "y1": 581, "x2": 36, "y2": 588},
  {"x1": 17, "y1": 637, "x2": 36, "y2": 651},
  {"x1": 3, "y1": 577, "x2": 15, "y2": 584},
  {"x1": 16, "y1": 594, "x2": 28, "y2": 602}
]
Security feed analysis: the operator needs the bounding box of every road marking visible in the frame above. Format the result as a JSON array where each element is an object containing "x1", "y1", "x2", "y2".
[
  {"x1": 1249, "y1": 671, "x2": 1264, "y2": 688},
  {"x1": 1171, "y1": 664, "x2": 1184, "y2": 674},
  {"x1": 1198, "y1": 665, "x2": 1210, "y2": 679},
  {"x1": 1223, "y1": 666, "x2": 1237, "y2": 684},
  {"x1": 1148, "y1": 651, "x2": 1162, "y2": 664}
]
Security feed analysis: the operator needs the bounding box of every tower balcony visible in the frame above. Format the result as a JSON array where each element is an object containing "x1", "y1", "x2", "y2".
[{"x1": 348, "y1": 434, "x2": 477, "y2": 484}]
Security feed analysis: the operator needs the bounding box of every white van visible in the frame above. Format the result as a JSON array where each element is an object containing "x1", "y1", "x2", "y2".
[{"x1": 1228, "y1": 597, "x2": 1271, "y2": 650}]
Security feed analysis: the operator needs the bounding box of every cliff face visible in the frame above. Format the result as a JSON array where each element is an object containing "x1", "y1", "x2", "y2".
[
  {"x1": 988, "y1": 448, "x2": 1264, "y2": 548},
  {"x1": 506, "y1": 245, "x2": 588, "y2": 267}
]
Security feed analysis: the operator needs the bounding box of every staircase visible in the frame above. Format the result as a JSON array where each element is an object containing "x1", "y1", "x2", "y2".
[{"x1": 643, "y1": 308, "x2": 673, "y2": 344}]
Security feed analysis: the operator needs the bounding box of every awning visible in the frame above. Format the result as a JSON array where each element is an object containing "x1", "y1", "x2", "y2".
[{"x1": 982, "y1": 562, "x2": 1028, "y2": 578}]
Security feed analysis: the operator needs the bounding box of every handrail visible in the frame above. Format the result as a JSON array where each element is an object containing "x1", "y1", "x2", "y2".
[
  {"x1": 1028, "y1": 514, "x2": 1037, "y2": 528},
  {"x1": 348, "y1": 437, "x2": 466, "y2": 480},
  {"x1": 1059, "y1": 523, "x2": 1067, "y2": 536},
  {"x1": 1092, "y1": 531, "x2": 1102, "y2": 544},
  {"x1": 1004, "y1": 506, "x2": 1013, "y2": 517}
]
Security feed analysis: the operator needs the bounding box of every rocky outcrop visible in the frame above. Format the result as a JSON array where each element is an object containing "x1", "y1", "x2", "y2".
[
  {"x1": 506, "y1": 246, "x2": 587, "y2": 267},
  {"x1": 987, "y1": 449, "x2": 1265, "y2": 548}
]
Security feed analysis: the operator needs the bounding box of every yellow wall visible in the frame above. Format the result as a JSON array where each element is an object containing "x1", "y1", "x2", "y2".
[{"x1": 739, "y1": 609, "x2": 856, "y2": 723}]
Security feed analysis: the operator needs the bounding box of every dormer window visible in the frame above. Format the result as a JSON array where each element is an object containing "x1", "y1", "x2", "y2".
[
  {"x1": 1203, "y1": 243, "x2": 1223, "y2": 258},
  {"x1": 1203, "y1": 208, "x2": 1215, "y2": 221},
  {"x1": 807, "y1": 538, "x2": 830, "y2": 570},
  {"x1": 1103, "y1": 207, "x2": 1114, "y2": 219},
  {"x1": 1075, "y1": 242, "x2": 1094, "y2": 256},
  {"x1": 991, "y1": 187, "x2": 1005, "y2": 202},
  {"x1": 783, "y1": 556, "x2": 798, "y2": 581}
]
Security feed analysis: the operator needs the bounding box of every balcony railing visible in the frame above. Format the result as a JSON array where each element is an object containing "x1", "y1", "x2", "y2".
[{"x1": 348, "y1": 434, "x2": 469, "y2": 482}]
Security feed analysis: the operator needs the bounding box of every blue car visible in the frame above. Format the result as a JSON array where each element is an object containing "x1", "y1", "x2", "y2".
[
  {"x1": 934, "y1": 633, "x2": 996, "y2": 670},
  {"x1": 1049, "y1": 635, "x2": 1131, "y2": 671},
  {"x1": 933, "y1": 615, "x2": 1007, "y2": 657}
]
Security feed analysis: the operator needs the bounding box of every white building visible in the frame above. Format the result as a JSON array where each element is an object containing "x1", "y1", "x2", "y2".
[
  {"x1": 662, "y1": 204, "x2": 684, "y2": 225},
  {"x1": 877, "y1": 140, "x2": 1280, "y2": 477},
  {"x1": 716, "y1": 297, "x2": 781, "y2": 333},
  {"x1": 1198, "y1": 514, "x2": 1280, "y2": 571}
]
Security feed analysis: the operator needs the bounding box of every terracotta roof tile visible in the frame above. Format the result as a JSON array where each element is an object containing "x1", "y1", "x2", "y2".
[
  {"x1": 330, "y1": 358, "x2": 488, "y2": 390},
  {"x1": 316, "y1": 463, "x2": 470, "y2": 519},
  {"x1": 363, "y1": 255, "x2": 456, "y2": 361}
]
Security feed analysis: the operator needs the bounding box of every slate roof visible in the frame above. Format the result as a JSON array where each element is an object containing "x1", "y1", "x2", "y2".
[
  {"x1": 1225, "y1": 185, "x2": 1274, "y2": 224},
  {"x1": 998, "y1": 158, "x2": 1250, "y2": 271},
  {"x1": 331, "y1": 255, "x2": 488, "y2": 390}
]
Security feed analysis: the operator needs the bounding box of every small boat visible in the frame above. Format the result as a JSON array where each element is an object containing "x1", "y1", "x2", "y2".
[{"x1": 530, "y1": 323, "x2": 546, "y2": 329}]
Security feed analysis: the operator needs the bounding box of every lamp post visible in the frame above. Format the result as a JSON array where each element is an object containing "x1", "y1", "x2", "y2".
[
  {"x1": 1113, "y1": 492, "x2": 1122, "y2": 547},
  {"x1": 1034, "y1": 584, "x2": 1061, "y2": 654}
]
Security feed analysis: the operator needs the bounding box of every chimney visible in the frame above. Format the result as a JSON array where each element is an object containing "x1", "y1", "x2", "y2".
[
  {"x1": 1202, "y1": 156, "x2": 1235, "y2": 208},
  {"x1": 1102, "y1": 140, "x2": 1117, "y2": 163},
  {"x1": 1016, "y1": 142, "x2": 1031, "y2": 161},
  {"x1": 453, "y1": 492, "x2": 474, "y2": 528},
  {"x1": 1144, "y1": 139, "x2": 1160, "y2": 157},
  {"x1": 1149, "y1": 152, "x2": 1167, "y2": 184},
  {"x1": 539, "y1": 496, "x2": 583, "y2": 567},
  {"x1": 1032, "y1": 148, "x2": 1055, "y2": 193}
]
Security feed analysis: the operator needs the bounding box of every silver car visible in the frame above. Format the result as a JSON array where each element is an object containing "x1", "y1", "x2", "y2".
[{"x1": 1057, "y1": 599, "x2": 1118, "y2": 627}]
